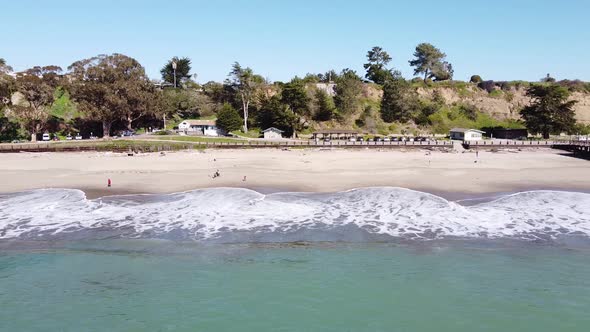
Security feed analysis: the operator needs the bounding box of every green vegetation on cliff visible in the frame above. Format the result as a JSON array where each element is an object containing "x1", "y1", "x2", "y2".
[{"x1": 1, "y1": 45, "x2": 589, "y2": 142}]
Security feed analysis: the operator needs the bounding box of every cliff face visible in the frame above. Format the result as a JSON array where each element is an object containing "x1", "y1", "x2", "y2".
[{"x1": 415, "y1": 85, "x2": 590, "y2": 124}]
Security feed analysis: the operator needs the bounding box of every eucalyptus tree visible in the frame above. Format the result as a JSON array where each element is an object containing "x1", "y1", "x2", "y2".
[
  {"x1": 227, "y1": 62, "x2": 264, "y2": 132},
  {"x1": 68, "y1": 54, "x2": 156, "y2": 137},
  {"x1": 0, "y1": 58, "x2": 15, "y2": 107},
  {"x1": 13, "y1": 66, "x2": 62, "y2": 141}
]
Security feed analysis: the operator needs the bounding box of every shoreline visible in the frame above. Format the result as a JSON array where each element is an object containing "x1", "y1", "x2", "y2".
[
  {"x1": 1, "y1": 149, "x2": 589, "y2": 201},
  {"x1": 75, "y1": 185, "x2": 590, "y2": 203}
]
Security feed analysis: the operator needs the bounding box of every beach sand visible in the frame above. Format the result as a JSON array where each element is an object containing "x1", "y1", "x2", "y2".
[{"x1": 0, "y1": 148, "x2": 588, "y2": 198}]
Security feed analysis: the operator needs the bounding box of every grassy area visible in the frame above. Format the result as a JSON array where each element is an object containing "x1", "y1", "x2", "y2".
[
  {"x1": 232, "y1": 129, "x2": 261, "y2": 138},
  {"x1": 488, "y1": 90, "x2": 503, "y2": 98},
  {"x1": 428, "y1": 106, "x2": 524, "y2": 134},
  {"x1": 18, "y1": 139, "x2": 207, "y2": 151},
  {"x1": 143, "y1": 135, "x2": 248, "y2": 143}
]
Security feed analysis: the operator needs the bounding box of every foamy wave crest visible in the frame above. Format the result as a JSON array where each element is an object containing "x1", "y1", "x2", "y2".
[{"x1": 1, "y1": 188, "x2": 589, "y2": 241}]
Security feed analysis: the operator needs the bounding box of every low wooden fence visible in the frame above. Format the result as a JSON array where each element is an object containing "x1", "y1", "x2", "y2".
[
  {"x1": 0, "y1": 139, "x2": 584, "y2": 153},
  {"x1": 464, "y1": 140, "x2": 575, "y2": 147}
]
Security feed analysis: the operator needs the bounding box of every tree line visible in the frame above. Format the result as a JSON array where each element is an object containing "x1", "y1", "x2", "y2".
[{"x1": 1, "y1": 42, "x2": 588, "y2": 142}]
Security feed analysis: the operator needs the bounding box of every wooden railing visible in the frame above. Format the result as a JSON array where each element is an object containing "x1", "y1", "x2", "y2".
[{"x1": 1, "y1": 139, "x2": 587, "y2": 153}]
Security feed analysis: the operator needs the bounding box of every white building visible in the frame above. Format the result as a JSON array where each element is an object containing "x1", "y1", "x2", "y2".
[
  {"x1": 449, "y1": 128, "x2": 485, "y2": 141},
  {"x1": 262, "y1": 127, "x2": 284, "y2": 139},
  {"x1": 178, "y1": 120, "x2": 224, "y2": 136}
]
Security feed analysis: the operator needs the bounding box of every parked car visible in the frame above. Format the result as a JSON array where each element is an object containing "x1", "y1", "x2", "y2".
[
  {"x1": 122, "y1": 130, "x2": 135, "y2": 137},
  {"x1": 383, "y1": 137, "x2": 391, "y2": 142},
  {"x1": 349, "y1": 137, "x2": 356, "y2": 142},
  {"x1": 66, "y1": 134, "x2": 73, "y2": 140},
  {"x1": 357, "y1": 137, "x2": 364, "y2": 142},
  {"x1": 75, "y1": 135, "x2": 83, "y2": 140},
  {"x1": 42, "y1": 133, "x2": 50, "y2": 141}
]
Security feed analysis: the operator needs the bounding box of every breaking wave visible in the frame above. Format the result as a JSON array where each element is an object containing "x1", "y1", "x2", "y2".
[{"x1": 1, "y1": 188, "x2": 589, "y2": 242}]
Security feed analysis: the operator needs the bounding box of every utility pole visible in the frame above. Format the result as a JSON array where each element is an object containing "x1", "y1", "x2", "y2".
[
  {"x1": 172, "y1": 60, "x2": 177, "y2": 88},
  {"x1": 165, "y1": 60, "x2": 177, "y2": 131}
]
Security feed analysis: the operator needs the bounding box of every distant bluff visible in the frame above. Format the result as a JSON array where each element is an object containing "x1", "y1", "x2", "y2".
[{"x1": 411, "y1": 83, "x2": 590, "y2": 124}]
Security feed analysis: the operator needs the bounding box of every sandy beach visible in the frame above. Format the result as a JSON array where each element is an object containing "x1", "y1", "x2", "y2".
[{"x1": 0, "y1": 148, "x2": 588, "y2": 198}]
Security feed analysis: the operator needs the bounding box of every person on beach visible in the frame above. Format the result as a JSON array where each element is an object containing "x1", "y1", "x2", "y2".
[{"x1": 107, "y1": 178, "x2": 111, "y2": 187}]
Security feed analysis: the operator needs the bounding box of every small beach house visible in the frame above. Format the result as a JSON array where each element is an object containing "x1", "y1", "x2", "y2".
[
  {"x1": 178, "y1": 120, "x2": 224, "y2": 136},
  {"x1": 262, "y1": 127, "x2": 284, "y2": 139},
  {"x1": 449, "y1": 128, "x2": 484, "y2": 141}
]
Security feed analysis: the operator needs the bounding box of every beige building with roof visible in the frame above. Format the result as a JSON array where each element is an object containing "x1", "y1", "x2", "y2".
[
  {"x1": 449, "y1": 128, "x2": 484, "y2": 141},
  {"x1": 178, "y1": 120, "x2": 225, "y2": 136}
]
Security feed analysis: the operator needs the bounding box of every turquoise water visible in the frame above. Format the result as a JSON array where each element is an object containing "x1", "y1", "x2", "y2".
[{"x1": 1, "y1": 241, "x2": 589, "y2": 331}]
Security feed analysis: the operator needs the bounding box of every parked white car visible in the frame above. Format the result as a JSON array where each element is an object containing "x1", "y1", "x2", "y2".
[{"x1": 42, "y1": 133, "x2": 51, "y2": 141}]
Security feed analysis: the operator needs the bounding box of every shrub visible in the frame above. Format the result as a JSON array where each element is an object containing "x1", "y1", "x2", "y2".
[
  {"x1": 507, "y1": 80, "x2": 530, "y2": 90},
  {"x1": 478, "y1": 80, "x2": 495, "y2": 93},
  {"x1": 458, "y1": 103, "x2": 478, "y2": 121},
  {"x1": 557, "y1": 80, "x2": 590, "y2": 93},
  {"x1": 504, "y1": 92, "x2": 515, "y2": 102},
  {"x1": 216, "y1": 103, "x2": 243, "y2": 132},
  {"x1": 489, "y1": 90, "x2": 503, "y2": 98},
  {"x1": 413, "y1": 101, "x2": 439, "y2": 126},
  {"x1": 470, "y1": 75, "x2": 482, "y2": 84},
  {"x1": 355, "y1": 118, "x2": 365, "y2": 127},
  {"x1": 432, "y1": 89, "x2": 446, "y2": 105}
]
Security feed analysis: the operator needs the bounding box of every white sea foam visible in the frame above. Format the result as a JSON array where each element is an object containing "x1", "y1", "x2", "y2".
[{"x1": 0, "y1": 188, "x2": 589, "y2": 241}]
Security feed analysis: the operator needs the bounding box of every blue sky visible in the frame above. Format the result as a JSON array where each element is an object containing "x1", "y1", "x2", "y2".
[{"x1": 2, "y1": 0, "x2": 589, "y2": 82}]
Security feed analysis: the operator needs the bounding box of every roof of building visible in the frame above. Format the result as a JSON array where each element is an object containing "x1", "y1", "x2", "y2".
[
  {"x1": 262, "y1": 127, "x2": 284, "y2": 133},
  {"x1": 181, "y1": 119, "x2": 216, "y2": 126},
  {"x1": 450, "y1": 128, "x2": 485, "y2": 134}
]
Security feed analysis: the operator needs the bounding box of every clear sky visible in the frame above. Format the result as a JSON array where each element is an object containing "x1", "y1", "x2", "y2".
[{"x1": 2, "y1": 0, "x2": 589, "y2": 83}]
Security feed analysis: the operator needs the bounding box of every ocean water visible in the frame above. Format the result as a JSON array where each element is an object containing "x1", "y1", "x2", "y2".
[
  {"x1": 1, "y1": 188, "x2": 590, "y2": 331},
  {"x1": 1, "y1": 242, "x2": 590, "y2": 331}
]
